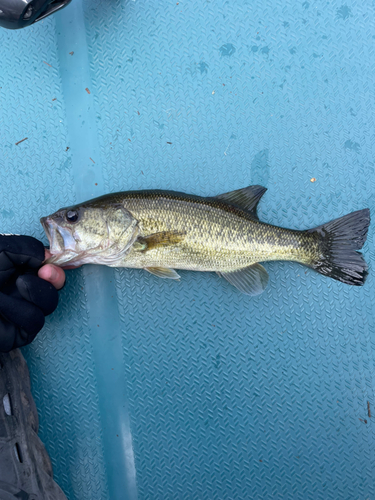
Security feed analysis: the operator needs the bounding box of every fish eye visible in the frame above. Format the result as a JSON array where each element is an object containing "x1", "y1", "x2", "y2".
[{"x1": 65, "y1": 210, "x2": 79, "y2": 223}]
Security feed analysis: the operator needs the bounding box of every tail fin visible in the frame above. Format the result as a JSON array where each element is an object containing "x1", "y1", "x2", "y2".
[{"x1": 308, "y1": 209, "x2": 370, "y2": 286}]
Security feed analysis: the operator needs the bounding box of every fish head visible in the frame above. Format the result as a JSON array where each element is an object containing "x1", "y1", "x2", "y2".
[{"x1": 41, "y1": 201, "x2": 138, "y2": 267}]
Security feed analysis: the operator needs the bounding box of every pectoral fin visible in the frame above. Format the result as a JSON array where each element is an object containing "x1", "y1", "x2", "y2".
[
  {"x1": 134, "y1": 231, "x2": 186, "y2": 252},
  {"x1": 214, "y1": 185, "x2": 267, "y2": 219},
  {"x1": 219, "y1": 263, "x2": 269, "y2": 295},
  {"x1": 145, "y1": 267, "x2": 181, "y2": 280}
]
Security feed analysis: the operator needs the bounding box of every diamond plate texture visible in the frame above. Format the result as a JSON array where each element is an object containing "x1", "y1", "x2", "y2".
[{"x1": 1, "y1": 0, "x2": 375, "y2": 499}]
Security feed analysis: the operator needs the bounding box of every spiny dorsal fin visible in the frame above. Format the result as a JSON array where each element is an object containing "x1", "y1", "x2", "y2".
[
  {"x1": 134, "y1": 231, "x2": 186, "y2": 252},
  {"x1": 214, "y1": 185, "x2": 267, "y2": 219},
  {"x1": 218, "y1": 263, "x2": 269, "y2": 295},
  {"x1": 145, "y1": 267, "x2": 181, "y2": 280}
]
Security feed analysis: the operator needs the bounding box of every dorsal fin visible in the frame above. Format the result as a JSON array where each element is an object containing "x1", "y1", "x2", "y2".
[{"x1": 214, "y1": 185, "x2": 267, "y2": 219}]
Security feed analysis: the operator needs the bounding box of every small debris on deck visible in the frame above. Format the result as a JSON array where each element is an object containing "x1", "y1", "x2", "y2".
[{"x1": 15, "y1": 137, "x2": 28, "y2": 146}]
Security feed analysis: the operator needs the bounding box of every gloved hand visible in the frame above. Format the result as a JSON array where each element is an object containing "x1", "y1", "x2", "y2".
[{"x1": 0, "y1": 235, "x2": 63, "y2": 352}]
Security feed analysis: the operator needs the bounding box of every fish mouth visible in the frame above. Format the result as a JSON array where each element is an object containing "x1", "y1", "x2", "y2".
[
  {"x1": 40, "y1": 216, "x2": 51, "y2": 244},
  {"x1": 40, "y1": 215, "x2": 105, "y2": 267},
  {"x1": 40, "y1": 216, "x2": 75, "y2": 264}
]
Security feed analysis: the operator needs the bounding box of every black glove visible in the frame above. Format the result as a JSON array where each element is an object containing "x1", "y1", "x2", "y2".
[{"x1": 0, "y1": 235, "x2": 59, "y2": 352}]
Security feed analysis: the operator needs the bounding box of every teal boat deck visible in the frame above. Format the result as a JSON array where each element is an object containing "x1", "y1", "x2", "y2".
[{"x1": 0, "y1": 0, "x2": 374, "y2": 498}]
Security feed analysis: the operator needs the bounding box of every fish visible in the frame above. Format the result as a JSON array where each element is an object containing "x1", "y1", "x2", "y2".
[{"x1": 40, "y1": 186, "x2": 370, "y2": 295}]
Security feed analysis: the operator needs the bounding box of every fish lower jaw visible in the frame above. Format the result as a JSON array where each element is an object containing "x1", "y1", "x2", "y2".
[{"x1": 44, "y1": 250, "x2": 80, "y2": 266}]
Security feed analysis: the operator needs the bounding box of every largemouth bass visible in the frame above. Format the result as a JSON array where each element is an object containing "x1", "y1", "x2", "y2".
[{"x1": 40, "y1": 186, "x2": 370, "y2": 295}]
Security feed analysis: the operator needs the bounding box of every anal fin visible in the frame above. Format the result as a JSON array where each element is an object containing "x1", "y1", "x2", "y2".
[
  {"x1": 219, "y1": 263, "x2": 269, "y2": 295},
  {"x1": 145, "y1": 267, "x2": 181, "y2": 280}
]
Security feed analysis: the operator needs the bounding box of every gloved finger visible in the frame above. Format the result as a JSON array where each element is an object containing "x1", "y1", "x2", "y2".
[
  {"x1": 16, "y1": 275, "x2": 59, "y2": 316},
  {"x1": 13, "y1": 326, "x2": 40, "y2": 349},
  {"x1": 0, "y1": 291, "x2": 45, "y2": 337},
  {"x1": 0, "y1": 251, "x2": 16, "y2": 287},
  {"x1": 0, "y1": 235, "x2": 45, "y2": 269},
  {"x1": 0, "y1": 316, "x2": 38, "y2": 352}
]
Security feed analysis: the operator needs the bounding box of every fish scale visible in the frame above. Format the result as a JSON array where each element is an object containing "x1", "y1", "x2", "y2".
[{"x1": 118, "y1": 194, "x2": 317, "y2": 271}]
